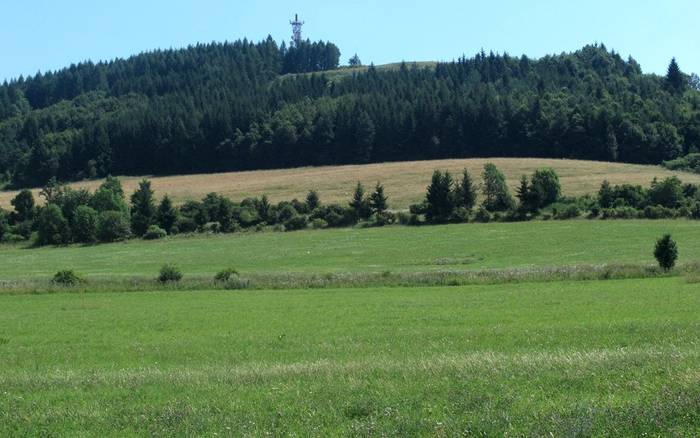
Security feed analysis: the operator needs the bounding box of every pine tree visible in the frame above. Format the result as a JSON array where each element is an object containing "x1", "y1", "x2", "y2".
[
  {"x1": 425, "y1": 170, "x2": 455, "y2": 223},
  {"x1": 369, "y1": 182, "x2": 388, "y2": 214},
  {"x1": 666, "y1": 58, "x2": 685, "y2": 92},
  {"x1": 130, "y1": 179, "x2": 156, "y2": 236},
  {"x1": 455, "y1": 168, "x2": 477, "y2": 210},
  {"x1": 349, "y1": 182, "x2": 370, "y2": 219},
  {"x1": 306, "y1": 190, "x2": 321, "y2": 211},
  {"x1": 156, "y1": 195, "x2": 177, "y2": 233}
]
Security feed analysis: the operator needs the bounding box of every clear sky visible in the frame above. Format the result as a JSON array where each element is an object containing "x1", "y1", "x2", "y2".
[{"x1": 1, "y1": 0, "x2": 698, "y2": 82}]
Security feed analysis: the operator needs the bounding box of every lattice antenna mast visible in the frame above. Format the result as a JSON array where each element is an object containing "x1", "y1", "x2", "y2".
[{"x1": 290, "y1": 14, "x2": 304, "y2": 47}]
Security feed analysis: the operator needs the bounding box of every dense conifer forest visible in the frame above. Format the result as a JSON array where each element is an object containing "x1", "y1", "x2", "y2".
[{"x1": 1, "y1": 36, "x2": 699, "y2": 188}]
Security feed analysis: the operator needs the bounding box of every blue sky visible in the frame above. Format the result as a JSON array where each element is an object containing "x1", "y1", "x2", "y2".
[{"x1": 1, "y1": 0, "x2": 698, "y2": 82}]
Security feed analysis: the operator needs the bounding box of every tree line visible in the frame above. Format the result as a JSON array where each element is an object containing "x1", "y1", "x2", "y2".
[
  {"x1": 1, "y1": 163, "x2": 699, "y2": 247},
  {"x1": 1, "y1": 39, "x2": 699, "y2": 188}
]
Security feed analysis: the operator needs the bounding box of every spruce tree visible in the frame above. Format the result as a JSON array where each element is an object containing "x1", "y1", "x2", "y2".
[
  {"x1": 130, "y1": 179, "x2": 156, "y2": 236},
  {"x1": 349, "y1": 182, "x2": 370, "y2": 219},
  {"x1": 306, "y1": 190, "x2": 321, "y2": 211},
  {"x1": 425, "y1": 170, "x2": 455, "y2": 223},
  {"x1": 156, "y1": 195, "x2": 177, "y2": 233},
  {"x1": 666, "y1": 58, "x2": 684, "y2": 92},
  {"x1": 369, "y1": 182, "x2": 388, "y2": 214},
  {"x1": 455, "y1": 168, "x2": 477, "y2": 210}
]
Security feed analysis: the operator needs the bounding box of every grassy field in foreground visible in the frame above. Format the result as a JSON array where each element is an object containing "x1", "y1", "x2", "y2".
[
  {"x1": 1, "y1": 277, "x2": 699, "y2": 435},
  {"x1": 2, "y1": 158, "x2": 700, "y2": 209},
  {"x1": 0, "y1": 220, "x2": 698, "y2": 280}
]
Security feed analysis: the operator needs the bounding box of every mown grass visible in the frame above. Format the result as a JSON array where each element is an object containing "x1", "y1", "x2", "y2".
[
  {"x1": 1, "y1": 277, "x2": 699, "y2": 435},
  {"x1": 0, "y1": 220, "x2": 698, "y2": 280},
  {"x1": 2, "y1": 157, "x2": 699, "y2": 208}
]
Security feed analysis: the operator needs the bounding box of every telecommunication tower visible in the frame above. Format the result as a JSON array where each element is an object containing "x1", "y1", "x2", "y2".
[{"x1": 290, "y1": 14, "x2": 304, "y2": 47}]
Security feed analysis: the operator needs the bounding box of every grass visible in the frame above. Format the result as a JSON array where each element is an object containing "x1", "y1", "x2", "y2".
[
  {"x1": 1, "y1": 277, "x2": 700, "y2": 435},
  {"x1": 0, "y1": 220, "x2": 698, "y2": 280},
  {"x1": 2, "y1": 157, "x2": 700, "y2": 209}
]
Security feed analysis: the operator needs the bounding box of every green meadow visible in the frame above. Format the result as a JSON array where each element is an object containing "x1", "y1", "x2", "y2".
[
  {"x1": 1, "y1": 219, "x2": 698, "y2": 279},
  {"x1": 1, "y1": 219, "x2": 699, "y2": 435}
]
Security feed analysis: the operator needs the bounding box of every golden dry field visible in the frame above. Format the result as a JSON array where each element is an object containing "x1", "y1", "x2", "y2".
[{"x1": 2, "y1": 158, "x2": 699, "y2": 209}]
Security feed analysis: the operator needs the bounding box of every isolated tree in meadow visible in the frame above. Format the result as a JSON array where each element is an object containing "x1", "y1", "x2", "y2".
[
  {"x1": 455, "y1": 168, "x2": 477, "y2": 210},
  {"x1": 349, "y1": 182, "x2": 370, "y2": 219},
  {"x1": 666, "y1": 58, "x2": 685, "y2": 92},
  {"x1": 369, "y1": 182, "x2": 388, "y2": 214},
  {"x1": 130, "y1": 179, "x2": 156, "y2": 236},
  {"x1": 11, "y1": 189, "x2": 36, "y2": 223},
  {"x1": 654, "y1": 234, "x2": 678, "y2": 271},
  {"x1": 481, "y1": 163, "x2": 514, "y2": 212},
  {"x1": 306, "y1": 190, "x2": 321, "y2": 211},
  {"x1": 425, "y1": 170, "x2": 455, "y2": 223},
  {"x1": 156, "y1": 195, "x2": 177, "y2": 234}
]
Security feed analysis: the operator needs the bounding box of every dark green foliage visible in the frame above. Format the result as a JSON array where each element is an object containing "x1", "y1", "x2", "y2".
[
  {"x1": 474, "y1": 206, "x2": 492, "y2": 223},
  {"x1": 666, "y1": 58, "x2": 685, "y2": 92},
  {"x1": 349, "y1": 182, "x2": 370, "y2": 220},
  {"x1": 130, "y1": 179, "x2": 156, "y2": 236},
  {"x1": 555, "y1": 205, "x2": 582, "y2": 220},
  {"x1": 516, "y1": 176, "x2": 538, "y2": 214},
  {"x1": 455, "y1": 169, "x2": 477, "y2": 210},
  {"x1": 654, "y1": 234, "x2": 678, "y2": 271},
  {"x1": 283, "y1": 214, "x2": 308, "y2": 231},
  {"x1": 1, "y1": 42, "x2": 698, "y2": 187},
  {"x1": 158, "y1": 264, "x2": 183, "y2": 283},
  {"x1": 72, "y1": 205, "x2": 98, "y2": 243},
  {"x1": 371, "y1": 211, "x2": 395, "y2": 227},
  {"x1": 530, "y1": 168, "x2": 561, "y2": 208},
  {"x1": 648, "y1": 177, "x2": 684, "y2": 208},
  {"x1": 156, "y1": 196, "x2": 177, "y2": 233},
  {"x1": 598, "y1": 180, "x2": 614, "y2": 208},
  {"x1": 482, "y1": 164, "x2": 515, "y2": 212},
  {"x1": 10, "y1": 190, "x2": 35, "y2": 223},
  {"x1": 52, "y1": 270, "x2": 84, "y2": 286},
  {"x1": 214, "y1": 268, "x2": 239, "y2": 282},
  {"x1": 425, "y1": 170, "x2": 455, "y2": 223},
  {"x1": 348, "y1": 54, "x2": 362, "y2": 67},
  {"x1": 369, "y1": 183, "x2": 388, "y2": 214},
  {"x1": 36, "y1": 204, "x2": 70, "y2": 245},
  {"x1": 97, "y1": 211, "x2": 131, "y2": 242},
  {"x1": 306, "y1": 190, "x2": 321, "y2": 211},
  {"x1": 143, "y1": 225, "x2": 167, "y2": 240}
]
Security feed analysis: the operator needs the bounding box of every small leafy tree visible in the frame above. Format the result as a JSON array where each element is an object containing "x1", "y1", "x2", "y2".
[
  {"x1": 481, "y1": 163, "x2": 514, "y2": 212},
  {"x1": 349, "y1": 182, "x2": 370, "y2": 220},
  {"x1": 52, "y1": 270, "x2": 85, "y2": 286},
  {"x1": 156, "y1": 195, "x2": 177, "y2": 233},
  {"x1": 425, "y1": 170, "x2": 455, "y2": 223},
  {"x1": 97, "y1": 211, "x2": 131, "y2": 242},
  {"x1": 11, "y1": 189, "x2": 35, "y2": 223},
  {"x1": 455, "y1": 168, "x2": 477, "y2": 210},
  {"x1": 306, "y1": 190, "x2": 321, "y2": 211},
  {"x1": 654, "y1": 234, "x2": 678, "y2": 271},
  {"x1": 530, "y1": 168, "x2": 561, "y2": 207},
  {"x1": 72, "y1": 205, "x2": 99, "y2": 243},
  {"x1": 36, "y1": 204, "x2": 70, "y2": 245},
  {"x1": 130, "y1": 179, "x2": 156, "y2": 236},
  {"x1": 158, "y1": 264, "x2": 183, "y2": 283}
]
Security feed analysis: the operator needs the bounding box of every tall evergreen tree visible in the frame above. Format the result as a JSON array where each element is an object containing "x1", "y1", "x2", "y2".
[
  {"x1": 425, "y1": 170, "x2": 455, "y2": 223},
  {"x1": 156, "y1": 195, "x2": 177, "y2": 233},
  {"x1": 666, "y1": 58, "x2": 685, "y2": 92},
  {"x1": 349, "y1": 182, "x2": 370, "y2": 219},
  {"x1": 481, "y1": 163, "x2": 514, "y2": 212},
  {"x1": 455, "y1": 168, "x2": 477, "y2": 210},
  {"x1": 369, "y1": 182, "x2": 388, "y2": 214},
  {"x1": 130, "y1": 179, "x2": 156, "y2": 236}
]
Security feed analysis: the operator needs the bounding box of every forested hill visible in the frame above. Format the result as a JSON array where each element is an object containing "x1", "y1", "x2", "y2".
[{"x1": 1, "y1": 38, "x2": 699, "y2": 188}]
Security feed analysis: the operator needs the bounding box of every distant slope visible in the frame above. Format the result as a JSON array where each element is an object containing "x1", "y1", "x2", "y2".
[{"x1": 2, "y1": 158, "x2": 699, "y2": 210}]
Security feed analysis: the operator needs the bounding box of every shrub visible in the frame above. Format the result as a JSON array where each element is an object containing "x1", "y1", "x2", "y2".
[
  {"x1": 158, "y1": 264, "x2": 183, "y2": 283},
  {"x1": 143, "y1": 225, "x2": 167, "y2": 240},
  {"x1": 648, "y1": 177, "x2": 684, "y2": 208},
  {"x1": 284, "y1": 214, "x2": 308, "y2": 231},
  {"x1": 311, "y1": 218, "x2": 328, "y2": 229},
  {"x1": 691, "y1": 202, "x2": 700, "y2": 219},
  {"x1": 396, "y1": 211, "x2": 412, "y2": 225},
  {"x1": 202, "y1": 221, "x2": 222, "y2": 233},
  {"x1": 600, "y1": 207, "x2": 639, "y2": 220},
  {"x1": 371, "y1": 211, "x2": 395, "y2": 227},
  {"x1": 52, "y1": 270, "x2": 84, "y2": 286},
  {"x1": 214, "y1": 268, "x2": 239, "y2": 282},
  {"x1": 654, "y1": 234, "x2": 678, "y2": 272},
  {"x1": 474, "y1": 206, "x2": 491, "y2": 223},
  {"x1": 174, "y1": 216, "x2": 198, "y2": 233},
  {"x1": 555, "y1": 205, "x2": 581, "y2": 220},
  {"x1": 97, "y1": 211, "x2": 131, "y2": 242},
  {"x1": 1, "y1": 233, "x2": 25, "y2": 243},
  {"x1": 643, "y1": 205, "x2": 677, "y2": 219},
  {"x1": 449, "y1": 207, "x2": 471, "y2": 223},
  {"x1": 72, "y1": 205, "x2": 99, "y2": 243}
]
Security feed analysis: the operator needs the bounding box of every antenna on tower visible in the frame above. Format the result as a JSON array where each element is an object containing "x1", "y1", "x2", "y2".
[{"x1": 290, "y1": 13, "x2": 304, "y2": 47}]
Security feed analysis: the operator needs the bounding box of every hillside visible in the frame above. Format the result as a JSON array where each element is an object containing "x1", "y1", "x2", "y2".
[
  {"x1": 1, "y1": 40, "x2": 699, "y2": 189},
  {"x1": 2, "y1": 157, "x2": 699, "y2": 210}
]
